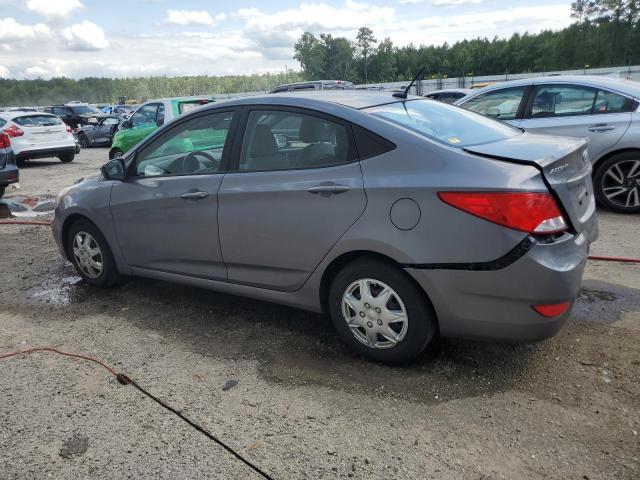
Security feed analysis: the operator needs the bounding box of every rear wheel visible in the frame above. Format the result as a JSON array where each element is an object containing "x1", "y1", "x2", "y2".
[
  {"x1": 59, "y1": 152, "x2": 75, "y2": 163},
  {"x1": 78, "y1": 133, "x2": 90, "y2": 148},
  {"x1": 328, "y1": 258, "x2": 437, "y2": 364},
  {"x1": 67, "y1": 219, "x2": 121, "y2": 287},
  {"x1": 593, "y1": 152, "x2": 640, "y2": 213}
]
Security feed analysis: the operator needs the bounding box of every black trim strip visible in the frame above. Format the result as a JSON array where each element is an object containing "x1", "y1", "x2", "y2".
[{"x1": 403, "y1": 237, "x2": 534, "y2": 271}]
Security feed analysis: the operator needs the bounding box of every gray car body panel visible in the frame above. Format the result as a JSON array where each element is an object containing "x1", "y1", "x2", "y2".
[
  {"x1": 455, "y1": 75, "x2": 640, "y2": 167},
  {"x1": 52, "y1": 92, "x2": 598, "y2": 340}
]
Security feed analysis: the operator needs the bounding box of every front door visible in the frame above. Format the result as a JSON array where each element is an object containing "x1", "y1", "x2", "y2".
[
  {"x1": 122, "y1": 103, "x2": 162, "y2": 152},
  {"x1": 110, "y1": 109, "x2": 235, "y2": 279},
  {"x1": 218, "y1": 107, "x2": 366, "y2": 292},
  {"x1": 520, "y1": 84, "x2": 633, "y2": 161}
]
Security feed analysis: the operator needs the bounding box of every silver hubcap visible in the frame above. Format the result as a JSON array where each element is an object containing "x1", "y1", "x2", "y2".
[
  {"x1": 602, "y1": 160, "x2": 640, "y2": 208},
  {"x1": 341, "y1": 278, "x2": 408, "y2": 350},
  {"x1": 72, "y1": 232, "x2": 103, "y2": 279}
]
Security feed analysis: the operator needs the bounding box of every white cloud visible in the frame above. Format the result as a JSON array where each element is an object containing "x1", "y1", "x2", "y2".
[
  {"x1": 432, "y1": 0, "x2": 485, "y2": 5},
  {"x1": 0, "y1": 64, "x2": 10, "y2": 78},
  {"x1": 164, "y1": 10, "x2": 226, "y2": 27},
  {"x1": 62, "y1": 21, "x2": 109, "y2": 50},
  {"x1": 0, "y1": 17, "x2": 50, "y2": 42},
  {"x1": 26, "y1": 0, "x2": 83, "y2": 20}
]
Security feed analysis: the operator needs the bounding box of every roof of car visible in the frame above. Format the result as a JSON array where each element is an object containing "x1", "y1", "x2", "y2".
[
  {"x1": 212, "y1": 90, "x2": 421, "y2": 110},
  {"x1": 468, "y1": 75, "x2": 640, "y2": 98}
]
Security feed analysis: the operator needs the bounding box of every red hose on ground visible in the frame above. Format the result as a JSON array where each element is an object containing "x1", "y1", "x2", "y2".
[{"x1": 0, "y1": 219, "x2": 639, "y2": 263}]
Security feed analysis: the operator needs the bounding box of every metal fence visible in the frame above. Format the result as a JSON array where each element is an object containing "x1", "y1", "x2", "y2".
[{"x1": 354, "y1": 64, "x2": 640, "y2": 95}]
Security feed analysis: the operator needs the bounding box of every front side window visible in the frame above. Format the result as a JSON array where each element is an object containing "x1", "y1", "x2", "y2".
[
  {"x1": 462, "y1": 87, "x2": 525, "y2": 120},
  {"x1": 530, "y1": 85, "x2": 597, "y2": 118},
  {"x1": 366, "y1": 99, "x2": 519, "y2": 149},
  {"x1": 135, "y1": 111, "x2": 232, "y2": 177},
  {"x1": 53, "y1": 106, "x2": 70, "y2": 116},
  {"x1": 239, "y1": 110, "x2": 353, "y2": 172},
  {"x1": 102, "y1": 117, "x2": 120, "y2": 126},
  {"x1": 130, "y1": 104, "x2": 159, "y2": 127},
  {"x1": 593, "y1": 89, "x2": 636, "y2": 114}
]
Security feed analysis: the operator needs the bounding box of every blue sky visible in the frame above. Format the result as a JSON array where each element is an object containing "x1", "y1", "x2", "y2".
[{"x1": 0, "y1": 0, "x2": 574, "y2": 79}]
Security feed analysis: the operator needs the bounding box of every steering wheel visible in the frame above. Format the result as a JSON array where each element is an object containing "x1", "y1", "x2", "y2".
[{"x1": 182, "y1": 150, "x2": 219, "y2": 173}]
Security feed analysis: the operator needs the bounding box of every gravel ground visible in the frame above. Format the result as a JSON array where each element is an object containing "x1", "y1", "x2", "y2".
[{"x1": 0, "y1": 148, "x2": 639, "y2": 479}]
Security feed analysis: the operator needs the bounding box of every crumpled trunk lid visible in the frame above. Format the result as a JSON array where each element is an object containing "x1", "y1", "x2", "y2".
[{"x1": 464, "y1": 133, "x2": 598, "y2": 242}]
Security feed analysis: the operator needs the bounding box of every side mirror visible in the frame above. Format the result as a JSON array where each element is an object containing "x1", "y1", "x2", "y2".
[
  {"x1": 156, "y1": 118, "x2": 164, "y2": 127},
  {"x1": 121, "y1": 120, "x2": 131, "y2": 129},
  {"x1": 101, "y1": 158, "x2": 126, "y2": 181}
]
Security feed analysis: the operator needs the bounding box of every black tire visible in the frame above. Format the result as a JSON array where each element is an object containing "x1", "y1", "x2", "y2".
[
  {"x1": 59, "y1": 153, "x2": 75, "y2": 163},
  {"x1": 78, "y1": 133, "x2": 90, "y2": 148},
  {"x1": 328, "y1": 258, "x2": 437, "y2": 365},
  {"x1": 67, "y1": 219, "x2": 121, "y2": 287},
  {"x1": 109, "y1": 148, "x2": 123, "y2": 160},
  {"x1": 0, "y1": 186, "x2": 5, "y2": 198},
  {"x1": 593, "y1": 152, "x2": 640, "y2": 214}
]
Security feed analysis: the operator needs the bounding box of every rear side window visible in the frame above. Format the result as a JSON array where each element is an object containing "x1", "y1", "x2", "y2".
[
  {"x1": 352, "y1": 125, "x2": 396, "y2": 159},
  {"x1": 12, "y1": 115, "x2": 62, "y2": 126},
  {"x1": 593, "y1": 89, "x2": 636, "y2": 114},
  {"x1": 0, "y1": 118, "x2": 6, "y2": 128},
  {"x1": 365, "y1": 99, "x2": 519, "y2": 149},
  {"x1": 239, "y1": 110, "x2": 354, "y2": 171},
  {"x1": 179, "y1": 100, "x2": 213, "y2": 114},
  {"x1": 530, "y1": 85, "x2": 597, "y2": 118},
  {"x1": 462, "y1": 87, "x2": 525, "y2": 120}
]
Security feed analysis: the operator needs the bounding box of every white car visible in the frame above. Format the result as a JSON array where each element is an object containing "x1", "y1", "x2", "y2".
[{"x1": 0, "y1": 111, "x2": 76, "y2": 165}]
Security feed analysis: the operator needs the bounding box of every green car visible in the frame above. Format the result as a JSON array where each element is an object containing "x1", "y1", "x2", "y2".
[{"x1": 109, "y1": 96, "x2": 215, "y2": 159}]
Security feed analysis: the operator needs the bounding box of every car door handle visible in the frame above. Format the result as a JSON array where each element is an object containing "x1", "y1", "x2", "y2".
[
  {"x1": 181, "y1": 191, "x2": 209, "y2": 200},
  {"x1": 588, "y1": 124, "x2": 615, "y2": 132},
  {"x1": 307, "y1": 183, "x2": 350, "y2": 195}
]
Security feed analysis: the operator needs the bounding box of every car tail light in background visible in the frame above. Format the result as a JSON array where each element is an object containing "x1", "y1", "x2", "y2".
[
  {"x1": 3, "y1": 124, "x2": 24, "y2": 137},
  {"x1": 437, "y1": 191, "x2": 568, "y2": 234},
  {"x1": 0, "y1": 133, "x2": 10, "y2": 148},
  {"x1": 532, "y1": 301, "x2": 572, "y2": 317},
  {"x1": 66, "y1": 126, "x2": 73, "y2": 133}
]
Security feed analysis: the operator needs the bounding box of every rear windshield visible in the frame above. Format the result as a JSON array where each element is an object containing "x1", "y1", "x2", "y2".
[
  {"x1": 179, "y1": 100, "x2": 213, "y2": 114},
  {"x1": 12, "y1": 115, "x2": 62, "y2": 127},
  {"x1": 70, "y1": 105, "x2": 101, "y2": 115},
  {"x1": 364, "y1": 99, "x2": 519, "y2": 148}
]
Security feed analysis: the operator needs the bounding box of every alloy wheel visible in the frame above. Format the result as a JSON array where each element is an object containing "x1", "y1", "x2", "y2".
[
  {"x1": 602, "y1": 159, "x2": 640, "y2": 209},
  {"x1": 72, "y1": 231, "x2": 103, "y2": 279},
  {"x1": 341, "y1": 278, "x2": 408, "y2": 349},
  {"x1": 79, "y1": 134, "x2": 89, "y2": 148}
]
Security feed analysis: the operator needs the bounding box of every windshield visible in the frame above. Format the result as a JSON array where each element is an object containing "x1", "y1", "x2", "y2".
[
  {"x1": 364, "y1": 99, "x2": 520, "y2": 148},
  {"x1": 70, "y1": 105, "x2": 101, "y2": 115}
]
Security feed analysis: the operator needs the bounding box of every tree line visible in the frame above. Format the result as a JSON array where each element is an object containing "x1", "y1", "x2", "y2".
[
  {"x1": 294, "y1": 0, "x2": 640, "y2": 83},
  {"x1": 1, "y1": 0, "x2": 639, "y2": 106}
]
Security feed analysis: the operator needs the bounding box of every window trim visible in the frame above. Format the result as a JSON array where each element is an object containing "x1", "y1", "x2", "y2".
[
  {"x1": 126, "y1": 108, "x2": 239, "y2": 180},
  {"x1": 592, "y1": 88, "x2": 638, "y2": 115},
  {"x1": 227, "y1": 105, "x2": 359, "y2": 174}
]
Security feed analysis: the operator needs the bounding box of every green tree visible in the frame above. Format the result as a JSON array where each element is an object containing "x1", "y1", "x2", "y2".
[{"x1": 356, "y1": 26, "x2": 377, "y2": 83}]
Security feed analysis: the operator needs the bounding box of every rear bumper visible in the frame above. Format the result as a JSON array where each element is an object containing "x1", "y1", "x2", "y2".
[
  {"x1": 15, "y1": 146, "x2": 76, "y2": 161},
  {"x1": 406, "y1": 232, "x2": 590, "y2": 341}
]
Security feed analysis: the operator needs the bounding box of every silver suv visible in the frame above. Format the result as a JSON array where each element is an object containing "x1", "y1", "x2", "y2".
[{"x1": 456, "y1": 76, "x2": 640, "y2": 213}]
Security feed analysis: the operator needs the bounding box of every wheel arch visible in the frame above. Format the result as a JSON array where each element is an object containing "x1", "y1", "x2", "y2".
[
  {"x1": 318, "y1": 250, "x2": 439, "y2": 326},
  {"x1": 61, "y1": 213, "x2": 100, "y2": 260},
  {"x1": 592, "y1": 147, "x2": 640, "y2": 174}
]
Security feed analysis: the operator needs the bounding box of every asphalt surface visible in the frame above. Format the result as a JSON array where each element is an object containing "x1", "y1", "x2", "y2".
[{"x1": 0, "y1": 148, "x2": 639, "y2": 479}]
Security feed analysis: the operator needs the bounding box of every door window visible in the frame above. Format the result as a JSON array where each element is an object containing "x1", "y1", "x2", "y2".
[
  {"x1": 462, "y1": 87, "x2": 525, "y2": 120},
  {"x1": 530, "y1": 85, "x2": 597, "y2": 118},
  {"x1": 135, "y1": 111, "x2": 233, "y2": 177},
  {"x1": 593, "y1": 89, "x2": 636, "y2": 114},
  {"x1": 103, "y1": 117, "x2": 120, "y2": 126},
  {"x1": 130, "y1": 104, "x2": 159, "y2": 127},
  {"x1": 239, "y1": 110, "x2": 354, "y2": 172},
  {"x1": 53, "y1": 106, "x2": 70, "y2": 117},
  {"x1": 157, "y1": 103, "x2": 165, "y2": 124}
]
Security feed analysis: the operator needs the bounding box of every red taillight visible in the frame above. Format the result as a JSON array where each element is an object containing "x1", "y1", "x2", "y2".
[
  {"x1": 532, "y1": 301, "x2": 572, "y2": 317},
  {"x1": 66, "y1": 126, "x2": 73, "y2": 133},
  {"x1": 3, "y1": 124, "x2": 24, "y2": 137},
  {"x1": 0, "y1": 133, "x2": 10, "y2": 148},
  {"x1": 437, "y1": 191, "x2": 568, "y2": 234}
]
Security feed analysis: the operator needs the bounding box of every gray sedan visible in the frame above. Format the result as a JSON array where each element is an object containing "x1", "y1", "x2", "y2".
[
  {"x1": 456, "y1": 75, "x2": 640, "y2": 213},
  {"x1": 76, "y1": 116, "x2": 121, "y2": 148},
  {"x1": 52, "y1": 92, "x2": 598, "y2": 364}
]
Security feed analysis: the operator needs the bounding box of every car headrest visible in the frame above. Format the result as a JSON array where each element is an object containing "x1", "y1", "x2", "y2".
[
  {"x1": 299, "y1": 117, "x2": 327, "y2": 143},
  {"x1": 250, "y1": 125, "x2": 279, "y2": 157}
]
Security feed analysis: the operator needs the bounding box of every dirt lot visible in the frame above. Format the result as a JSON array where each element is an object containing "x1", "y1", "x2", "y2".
[{"x1": 1, "y1": 148, "x2": 639, "y2": 480}]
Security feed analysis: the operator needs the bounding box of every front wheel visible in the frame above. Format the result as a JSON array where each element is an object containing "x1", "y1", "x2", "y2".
[
  {"x1": 593, "y1": 152, "x2": 640, "y2": 213},
  {"x1": 67, "y1": 219, "x2": 121, "y2": 287},
  {"x1": 59, "y1": 153, "x2": 75, "y2": 163},
  {"x1": 109, "y1": 148, "x2": 123, "y2": 160},
  {"x1": 78, "y1": 133, "x2": 90, "y2": 148},
  {"x1": 328, "y1": 258, "x2": 437, "y2": 364}
]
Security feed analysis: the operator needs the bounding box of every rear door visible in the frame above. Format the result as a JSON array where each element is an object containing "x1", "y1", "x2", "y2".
[
  {"x1": 110, "y1": 109, "x2": 236, "y2": 279},
  {"x1": 218, "y1": 107, "x2": 366, "y2": 292},
  {"x1": 519, "y1": 84, "x2": 633, "y2": 162}
]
